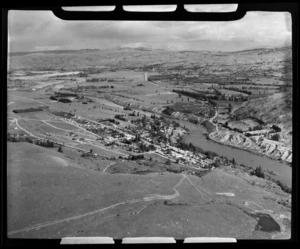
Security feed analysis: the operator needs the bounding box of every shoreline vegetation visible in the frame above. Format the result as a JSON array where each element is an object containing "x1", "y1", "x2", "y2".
[{"x1": 162, "y1": 110, "x2": 291, "y2": 166}]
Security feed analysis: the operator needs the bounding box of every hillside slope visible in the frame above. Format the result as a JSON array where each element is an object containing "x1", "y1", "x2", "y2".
[
  {"x1": 232, "y1": 92, "x2": 292, "y2": 145},
  {"x1": 233, "y1": 92, "x2": 292, "y2": 130},
  {"x1": 7, "y1": 142, "x2": 291, "y2": 239}
]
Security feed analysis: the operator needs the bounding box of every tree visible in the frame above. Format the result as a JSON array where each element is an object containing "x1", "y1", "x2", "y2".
[
  {"x1": 142, "y1": 115, "x2": 147, "y2": 127},
  {"x1": 253, "y1": 166, "x2": 265, "y2": 178},
  {"x1": 271, "y1": 133, "x2": 280, "y2": 141},
  {"x1": 58, "y1": 146, "x2": 63, "y2": 153},
  {"x1": 212, "y1": 161, "x2": 220, "y2": 168},
  {"x1": 228, "y1": 103, "x2": 232, "y2": 113},
  {"x1": 166, "y1": 159, "x2": 171, "y2": 165},
  {"x1": 232, "y1": 158, "x2": 236, "y2": 165}
]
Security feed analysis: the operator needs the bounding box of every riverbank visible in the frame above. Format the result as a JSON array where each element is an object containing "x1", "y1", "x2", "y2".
[
  {"x1": 181, "y1": 120, "x2": 291, "y2": 187},
  {"x1": 207, "y1": 132, "x2": 292, "y2": 168},
  {"x1": 145, "y1": 112, "x2": 291, "y2": 186}
]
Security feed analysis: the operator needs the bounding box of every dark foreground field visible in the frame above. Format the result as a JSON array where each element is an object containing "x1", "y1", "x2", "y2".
[{"x1": 7, "y1": 142, "x2": 291, "y2": 239}]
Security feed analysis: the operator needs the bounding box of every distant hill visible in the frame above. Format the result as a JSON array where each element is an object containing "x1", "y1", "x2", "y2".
[
  {"x1": 9, "y1": 49, "x2": 100, "y2": 57},
  {"x1": 231, "y1": 46, "x2": 292, "y2": 54},
  {"x1": 8, "y1": 46, "x2": 292, "y2": 73}
]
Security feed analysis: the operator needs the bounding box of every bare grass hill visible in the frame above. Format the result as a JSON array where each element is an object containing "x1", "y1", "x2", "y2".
[
  {"x1": 7, "y1": 142, "x2": 291, "y2": 239},
  {"x1": 232, "y1": 92, "x2": 292, "y2": 131}
]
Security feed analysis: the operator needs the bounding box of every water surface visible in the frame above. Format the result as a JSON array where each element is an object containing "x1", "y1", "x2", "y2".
[{"x1": 179, "y1": 120, "x2": 291, "y2": 187}]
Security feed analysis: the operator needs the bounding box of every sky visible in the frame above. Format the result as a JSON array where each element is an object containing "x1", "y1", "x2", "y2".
[{"x1": 8, "y1": 7, "x2": 292, "y2": 53}]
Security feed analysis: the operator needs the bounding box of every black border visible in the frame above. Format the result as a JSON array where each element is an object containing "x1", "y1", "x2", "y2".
[{"x1": 1, "y1": 0, "x2": 299, "y2": 247}]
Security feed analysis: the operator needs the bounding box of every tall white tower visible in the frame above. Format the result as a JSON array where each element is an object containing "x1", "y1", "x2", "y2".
[{"x1": 144, "y1": 73, "x2": 148, "y2": 81}]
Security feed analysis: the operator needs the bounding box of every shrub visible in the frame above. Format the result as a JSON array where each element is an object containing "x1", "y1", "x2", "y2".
[{"x1": 58, "y1": 146, "x2": 63, "y2": 153}]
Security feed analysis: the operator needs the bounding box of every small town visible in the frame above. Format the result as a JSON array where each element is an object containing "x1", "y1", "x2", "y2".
[
  {"x1": 51, "y1": 111, "x2": 217, "y2": 169},
  {"x1": 6, "y1": 7, "x2": 293, "y2": 240}
]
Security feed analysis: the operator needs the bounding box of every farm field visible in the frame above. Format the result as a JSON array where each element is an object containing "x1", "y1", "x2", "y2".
[
  {"x1": 45, "y1": 120, "x2": 81, "y2": 130},
  {"x1": 17, "y1": 119, "x2": 68, "y2": 135}
]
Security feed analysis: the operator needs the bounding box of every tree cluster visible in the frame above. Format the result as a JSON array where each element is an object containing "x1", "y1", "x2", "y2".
[
  {"x1": 251, "y1": 166, "x2": 265, "y2": 179},
  {"x1": 173, "y1": 89, "x2": 207, "y2": 101},
  {"x1": 79, "y1": 72, "x2": 88, "y2": 77},
  {"x1": 58, "y1": 98, "x2": 72, "y2": 103},
  {"x1": 270, "y1": 133, "x2": 280, "y2": 141},
  {"x1": 129, "y1": 154, "x2": 144, "y2": 160},
  {"x1": 177, "y1": 141, "x2": 205, "y2": 154},
  {"x1": 114, "y1": 114, "x2": 126, "y2": 121},
  {"x1": 272, "y1": 124, "x2": 281, "y2": 132},
  {"x1": 35, "y1": 139, "x2": 54, "y2": 148},
  {"x1": 162, "y1": 106, "x2": 174, "y2": 116},
  {"x1": 7, "y1": 135, "x2": 33, "y2": 143},
  {"x1": 223, "y1": 86, "x2": 252, "y2": 95}
]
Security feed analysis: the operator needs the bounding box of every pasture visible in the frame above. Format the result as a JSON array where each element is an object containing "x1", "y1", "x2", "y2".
[
  {"x1": 45, "y1": 120, "x2": 80, "y2": 131},
  {"x1": 7, "y1": 142, "x2": 183, "y2": 238},
  {"x1": 17, "y1": 119, "x2": 67, "y2": 135},
  {"x1": 8, "y1": 143, "x2": 287, "y2": 240}
]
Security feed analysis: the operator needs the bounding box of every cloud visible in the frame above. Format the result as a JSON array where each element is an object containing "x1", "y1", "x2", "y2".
[{"x1": 8, "y1": 10, "x2": 292, "y2": 52}]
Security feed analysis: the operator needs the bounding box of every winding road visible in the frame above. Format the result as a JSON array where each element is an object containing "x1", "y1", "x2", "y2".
[
  {"x1": 143, "y1": 174, "x2": 186, "y2": 201},
  {"x1": 209, "y1": 110, "x2": 219, "y2": 132}
]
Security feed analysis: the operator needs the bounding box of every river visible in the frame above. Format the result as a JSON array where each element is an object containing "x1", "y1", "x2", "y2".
[{"x1": 177, "y1": 120, "x2": 291, "y2": 187}]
